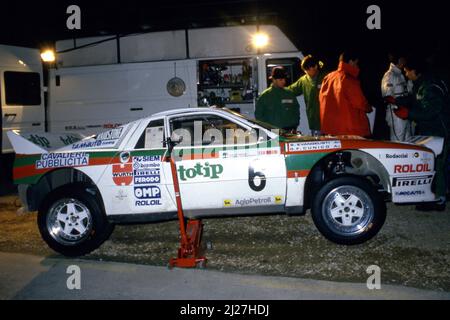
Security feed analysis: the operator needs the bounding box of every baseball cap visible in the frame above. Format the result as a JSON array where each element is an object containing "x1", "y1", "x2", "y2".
[{"x1": 269, "y1": 66, "x2": 287, "y2": 80}]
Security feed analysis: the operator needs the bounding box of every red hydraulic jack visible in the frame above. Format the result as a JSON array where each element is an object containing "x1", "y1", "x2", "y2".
[{"x1": 167, "y1": 147, "x2": 207, "y2": 268}]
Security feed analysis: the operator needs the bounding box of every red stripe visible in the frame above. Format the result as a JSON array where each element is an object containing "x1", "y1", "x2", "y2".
[{"x1": 287, "y1": 170, "x2": 310, "y2": 178}]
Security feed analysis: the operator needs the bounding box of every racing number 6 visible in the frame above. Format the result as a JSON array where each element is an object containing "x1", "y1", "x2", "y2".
[{"x1": 248, "y1": 164, "x2": 266, "y2": 192}]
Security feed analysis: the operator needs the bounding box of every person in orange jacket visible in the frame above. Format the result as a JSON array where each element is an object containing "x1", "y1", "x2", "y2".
[{"x1": 319, "y1": 51, "x2": 372, "y2": 137}]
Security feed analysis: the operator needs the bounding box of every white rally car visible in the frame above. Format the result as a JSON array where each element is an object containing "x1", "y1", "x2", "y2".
[{"x1": 7, "y1": 108, "x2": 444, "y2": 256}]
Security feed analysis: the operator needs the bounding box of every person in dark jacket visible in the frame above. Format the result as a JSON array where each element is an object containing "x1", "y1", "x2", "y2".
[
  {"x1": 392, "y1": 57, "x2": 450, "y2": 211},
  {"x1": 255, "y1": 66, "x2": 300, "y2": 132}
]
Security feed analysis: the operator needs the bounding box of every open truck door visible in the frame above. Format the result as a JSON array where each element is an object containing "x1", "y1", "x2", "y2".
[{"x1": 258, "y1": 53, "x2": 308, "y2": 134}]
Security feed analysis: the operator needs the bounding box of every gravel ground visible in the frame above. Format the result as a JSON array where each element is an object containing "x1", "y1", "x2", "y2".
[{"x1": 0, "y1": 195, "x2": 449, "y2": 292}]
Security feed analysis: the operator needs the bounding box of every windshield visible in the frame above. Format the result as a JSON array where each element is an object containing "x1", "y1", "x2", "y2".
[{"x1": 220, "y1": 108, "x2": 287, "y2": 135}]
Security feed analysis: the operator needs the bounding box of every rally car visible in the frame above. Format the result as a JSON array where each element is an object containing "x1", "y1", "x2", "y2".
[{"x1": 7, "y1": 107, "x2": 444, "y2": 256}]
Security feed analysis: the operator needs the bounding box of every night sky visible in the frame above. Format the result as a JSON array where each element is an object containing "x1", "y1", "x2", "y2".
[{"x1": 1, "y1": 0, "x2": 448, "y2": 138}]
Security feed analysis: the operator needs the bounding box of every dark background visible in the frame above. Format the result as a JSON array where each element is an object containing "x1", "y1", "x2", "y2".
[{"x1": 1, "y1": 0, "x2": 449, "y2": 138}]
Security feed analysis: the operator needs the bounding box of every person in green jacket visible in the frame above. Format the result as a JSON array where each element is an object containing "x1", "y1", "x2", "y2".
[
  {"x1": 255, "y1": 66, "x2": 300, "y2": 132},
  {"x1": 393, "y1": 57, "x2": 450, "y2": 211},
  {"x1": 288, "y1": 55, "x2": 327, "y2": 135}
]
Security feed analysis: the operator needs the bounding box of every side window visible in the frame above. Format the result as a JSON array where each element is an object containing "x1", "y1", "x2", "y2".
[
  {"x1": 4, "y1": 71, "x2": 41, "y2": 106},
  {"x1": 135, "y1": 119, "x2": 165, "y2": 149},
  {"x1": 170, "y1": 114, "x2": 253, "y2": 146},
  {"x1": 265, "y1": 58, "x2": 301, "y2": 87}
]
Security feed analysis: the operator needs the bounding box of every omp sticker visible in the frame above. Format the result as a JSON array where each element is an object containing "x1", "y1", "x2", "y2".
[
  {"x1": 112, "y1": 163, "x2": 133, "y2": 186},
  {"x1": 35, "y1": 153, "x2": 89, "y2": 169},
  {"x1": 288, "y1": 140, "x2": 341, "y2": 152},
  {"x1": 222, "y1": 196, "x2": 283, "y2": 207},
  {"x1": 134, "y1": 185, "x2": 162, "y2": 206}
]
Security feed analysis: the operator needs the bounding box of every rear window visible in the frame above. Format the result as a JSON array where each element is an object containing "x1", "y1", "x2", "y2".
[{"x1": 4, "y1": 71, "x2": 41, "y2": 106}]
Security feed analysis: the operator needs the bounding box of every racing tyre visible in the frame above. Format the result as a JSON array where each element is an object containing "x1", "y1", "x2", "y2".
[
  {"x1": 38, "y1": 184, "x2": 114, "y2": 256},
  {"x1": 311, "y1": 176, "x2": 386, "y2": 245}
]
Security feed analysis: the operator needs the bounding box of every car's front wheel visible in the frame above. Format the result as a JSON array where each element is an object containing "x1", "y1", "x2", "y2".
[
  {"x1": 38, "y1": 184, "x2": 114, "y2": 256},
  {"x1": 311, "y1": 176, "x2": 386, "y2": 245}
]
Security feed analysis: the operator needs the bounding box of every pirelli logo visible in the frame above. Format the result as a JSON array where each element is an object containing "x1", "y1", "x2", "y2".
[{"x1": 392, "y1": 175, "x2": 433, "y2": 187}]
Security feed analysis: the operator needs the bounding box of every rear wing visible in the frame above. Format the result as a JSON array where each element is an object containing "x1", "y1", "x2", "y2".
[
  {"x1": 6, "y1": 131, "x2": 84, "y2": 155},
  {"x1": 406, "y1": 136, "x2": 444, "y2": 156}
]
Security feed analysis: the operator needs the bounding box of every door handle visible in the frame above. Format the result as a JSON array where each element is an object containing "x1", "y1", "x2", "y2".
[
  {"x1": 32, "y1": 122, "x2": 41, "y2": 126},
  {"x1": 4, "y1": 113, "x2": 17, "y2": 117},
  {"x1": 130, "y1": 107, "x2": 143, "y2": 111}
]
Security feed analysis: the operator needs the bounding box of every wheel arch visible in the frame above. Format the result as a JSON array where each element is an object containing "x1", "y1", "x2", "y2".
[
  {"x1": 25, "y1": 168, "x2": 105, "y2": 213},
  {"x1": 303, "y1": 149, "x2": 391, "y2": 209}
]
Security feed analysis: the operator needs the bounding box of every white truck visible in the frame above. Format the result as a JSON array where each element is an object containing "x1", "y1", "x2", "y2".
[
  {"x1": 47, "y1": 25, "x2": 309, "y2": 135},
  {"x1": 0, "y1": 45, "x2": 45, "y2": 155}
]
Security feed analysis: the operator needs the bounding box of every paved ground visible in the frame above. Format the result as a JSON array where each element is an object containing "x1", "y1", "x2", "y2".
[{"x1": 1, "y1": 252, "x2": 449, "y2": 300}]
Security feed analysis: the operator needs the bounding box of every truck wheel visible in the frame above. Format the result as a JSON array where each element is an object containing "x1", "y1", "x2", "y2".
[
  {"x1": 311, "y1": 176, "x2": 386, "y2": 245},
  {"x1": 37, "y1": 184, "x2": 114, "y2": 256}
]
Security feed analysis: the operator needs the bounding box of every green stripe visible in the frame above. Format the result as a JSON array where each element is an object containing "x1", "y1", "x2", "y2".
[{"x1": 285, "y1": 153, "x2": 328, "y2": 171}]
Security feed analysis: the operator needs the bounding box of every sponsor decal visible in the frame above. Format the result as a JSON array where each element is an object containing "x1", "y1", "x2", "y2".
[
  {"x1": 392, "y1": 175, "x2": 433, "y2": 187},
  {"x1": 132, "y1": 156, "x2": 161, "y2": 185},
  {"x1": 36, "y1": 153, "x2": 89, "y2": 169},
  {"x1": 134, "y1": 185, "x2": 162, "y2": 206},
  {"x1": 177, "y1": 162, "x2": 223, "y2": 181},
  {"x1": 132, "y1": 156, "x2": 161, "y2": 169},
  {"x1": 112, "y1": 163, "x2": 133, "y2": 186},
  {"x1": 393, "y1": 163, "x2": 431, "y2": 174},
  {"x1": 288, "y1": 140, "x2": 341, "y2": 152},
  {"x1": 281, "y1": 99, "x2": 294, "y2": 104},
  {"x1": 120, "y1": 152, "x2": 130, "y2": 163},
  {"x1": 72, "y1": 140, "x2": 104, "y2": 149},
  {"x1": 96, "y1": 127, "x2": 123, "y2": 142},
  {"x1": 223, "y1": 196, "x2": 283, "y2": 207},
  {"x1": 219, "y1": 148, "x2": 279, "y2": 159},
  {"x1": 114, "y1": 190, "x2": 128, "y2": 201},
  {"x1": 385, "y1": 153, "x2": 408, "y2": 159},
  {"x1": 134, "y1": 170, "x2": 161, "y2": 184},
  {"x1": 395, "y1": 190, "x2": 425, "y2": 197},
  {"x1": 72, "y1": 126, "x2": 128, "y2": 149}
]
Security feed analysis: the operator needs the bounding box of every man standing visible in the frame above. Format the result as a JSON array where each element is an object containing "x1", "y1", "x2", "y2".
[
  {"x1": 288, "y1": 55, "x2": 326, "y2": 135},
  {"x1": 319, "y1": 51, "x2": 372, "y2": 137},
  {"x1": 393, "y1": 57, "x2": 449, "y2": 211},
  {"x1": 255, "y1": 66, "x2": 300, "y2": 132},
  {"x1": 381, "y1": 53, "x2": 412, "y2": 141}
]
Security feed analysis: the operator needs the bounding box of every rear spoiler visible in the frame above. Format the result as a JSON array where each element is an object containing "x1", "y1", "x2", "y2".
[
  {"x1": 406, "y1": 136, "x2": 444, "y2": 156},
  {"x1": 6, "y1": 131, "x2": 85, "y2": 155}
]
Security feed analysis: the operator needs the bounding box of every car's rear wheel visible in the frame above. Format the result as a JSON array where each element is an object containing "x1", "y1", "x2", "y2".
[
  {"x1": 311, "y1": 176, "x2": 386, "y2": 245},
  {"x1": 38, "y1": 184, "x2": 114, "y2": 256}
]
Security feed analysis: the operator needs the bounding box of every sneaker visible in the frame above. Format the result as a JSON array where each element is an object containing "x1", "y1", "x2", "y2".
[{"x1": 415, "y1": 202, "x2": 446, "y2": 212}]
